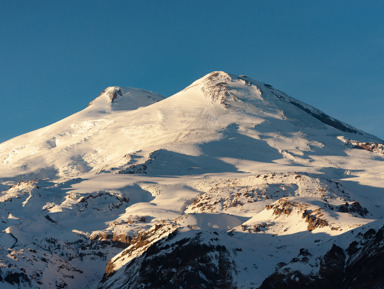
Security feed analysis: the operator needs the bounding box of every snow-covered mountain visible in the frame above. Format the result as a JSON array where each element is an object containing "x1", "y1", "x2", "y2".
[{"x1": 0, "y1": 71, "x2": 383, "y2": 288}]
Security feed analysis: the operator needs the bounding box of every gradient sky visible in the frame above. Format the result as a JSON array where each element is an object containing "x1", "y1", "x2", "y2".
[{"x1": 1, "y1": 0, "x2": 383, "y2": 143}]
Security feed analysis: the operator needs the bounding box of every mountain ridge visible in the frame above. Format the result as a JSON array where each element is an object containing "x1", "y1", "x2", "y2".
[
  {"x1": 0, "y1": 71, "x2": 383, "y2": 288},
  {"x1": 1, "y1": 71, "x2": 381, "y2": 180}
]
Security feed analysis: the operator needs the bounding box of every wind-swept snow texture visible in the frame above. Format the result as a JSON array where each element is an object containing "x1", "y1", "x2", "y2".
[{"x1": 0, "y1": 71, "x2": 383, "y2": 289}]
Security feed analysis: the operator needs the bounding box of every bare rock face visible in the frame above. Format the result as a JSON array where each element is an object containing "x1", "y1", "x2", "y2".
[
  {"x1": 259, "y1": 226, "x2": 384, "y2": 289},
  {"x1": 259, "y1": 244, "x2": 345, "y2": 289},
  {"x1": 99, "y1": 229, "x2": 235, "y2": 289},
  {"x1": 343, "y1": 226, "x2": 384, "y2": 289},
  {"x1": 302, "y1": 209, "x2": 328, "y2": 231},
  {"x1": 343, "y1": 139, "x2": 384, "y2": 155},
  {"x1": 0, "y1": 271, "x2": 31, "y2": 287},
  {"x1": 201, "y1": 71, "x2": 239, "y2": 107},
  {"x1": 87, "y1": 86, "x2": 164, "y2": 112},
  {"x1": 338, "y1": 201, "x2": 368, "y2": 217},
  {"x1": 269, "y1": 199, "x2": 297, "y2": 216},
  {"x1": 89, "y1": 87, "x2": 123, "y2": 106}
]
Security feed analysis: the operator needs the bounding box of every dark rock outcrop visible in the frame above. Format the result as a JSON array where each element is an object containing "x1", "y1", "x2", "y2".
[
  {"x1": 99, "y1": 230, "x2": 235, "y2": 289},
  {"x1": 338, "y1": 201, "x2": 368, "y2": 217},
  {"x1": 259, "y1": 244, "x2": 345, "y2": 289},
  {"x1": 260, "y1": 225, "x2": 384, "y2": 289}
]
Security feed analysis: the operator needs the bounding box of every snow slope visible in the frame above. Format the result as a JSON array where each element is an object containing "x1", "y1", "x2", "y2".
[{"x1": 0, "y1": 71, "x2": 383, "y2": 288}]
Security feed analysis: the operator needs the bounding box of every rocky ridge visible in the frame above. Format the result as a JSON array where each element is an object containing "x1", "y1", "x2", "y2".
[{"x1": 0, "y1": 71, "x2": 383, "y2": 288}]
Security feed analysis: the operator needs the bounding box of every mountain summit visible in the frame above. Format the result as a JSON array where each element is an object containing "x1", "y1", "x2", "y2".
[
  {"x1": 0, "y1": 71, "x2": 379, "y2": 180},
  {"x1": 88, "y1": 86, "x2": 164, "y2": 112},
  {"x1": 0, "y1": 72, "x2": 384, "y2": 289}
]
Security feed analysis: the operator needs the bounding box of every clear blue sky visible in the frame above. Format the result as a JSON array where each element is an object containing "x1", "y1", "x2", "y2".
[{"x1": 1, "y1": 0, "x2": 383, "y2": 142}]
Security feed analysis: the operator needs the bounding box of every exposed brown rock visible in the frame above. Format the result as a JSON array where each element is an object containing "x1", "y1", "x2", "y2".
[{"x1": 302, "y1": 209, "x2": 328, "y2": 231}]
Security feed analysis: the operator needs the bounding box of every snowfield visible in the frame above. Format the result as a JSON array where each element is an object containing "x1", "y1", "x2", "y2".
[{"x1": 0, "y1": 71, "x2": 383, "y2": 288}]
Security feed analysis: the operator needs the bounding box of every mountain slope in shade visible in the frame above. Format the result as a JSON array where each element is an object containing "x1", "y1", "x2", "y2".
[{"x1": 0, "y1": 71, "x2": 383, "y2": 289}]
